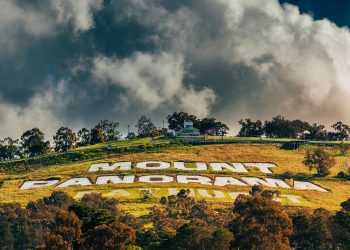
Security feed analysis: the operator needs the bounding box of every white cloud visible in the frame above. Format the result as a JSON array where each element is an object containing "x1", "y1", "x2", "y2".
[
  {"x1": 0, "y1": 0, "x2": 102, "y2": 54},
  {"x1": 51, "y1": 0, "x2": 103, "y2": 32},
  {"x1": 0, "y1": 92, "x2": 60, "y2": 139},
  {"x1": 92, "y1": 52, "x2": 216, "y2": 117},
  {"x1": 114, "y1": 0, "x2": 350, "y2": 126}
]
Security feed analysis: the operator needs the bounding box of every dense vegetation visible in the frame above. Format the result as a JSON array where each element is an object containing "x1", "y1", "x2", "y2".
[
  {"x1": 1, "y1": 112, "x2": 349, "y2": 164},
  {"x1": 238, "y1": 115, "x2": 350, "y2": 140},
  {"x1": 1, "y1": 187, "x2": 349, "y2": 250}
]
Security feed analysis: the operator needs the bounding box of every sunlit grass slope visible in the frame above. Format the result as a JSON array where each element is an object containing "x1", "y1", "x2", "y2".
[{"x1": 0, "y1": 140, "x2": 349, "y2": 214}]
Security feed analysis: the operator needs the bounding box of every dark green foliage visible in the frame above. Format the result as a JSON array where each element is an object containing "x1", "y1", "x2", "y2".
[
  {"x1": 334, "y1": 211, "x2": 350, "y2": 248},
  {"x1": 341, "y1": 198, "x2": 350, "y2": 212},
  {"x1": 167, "y1": 111, "x2": 229, "y2": 135},
  {"x1": 95, "y1": 119, "x2": 121, "y2": 142},
  {"x1": 238, "y1": 118, "x2": 264, "y2": 137},
  {"x1": 80, "y1": 192, "x2": 119, "y2": 216},
  {"x1": 20, "y1": 128, "x2": 50, "y2": 157},
  {"x1": 69, "y1": 204, "x2": 116, "y2": 234},
  {"x1": 90, "y1": 127, "x2": 105, "y2": 144},
  {"x1": 136, "y1": 116, "x2": 158, "y2": 138},
  {"x1": 167, "y1": 112, "x2": 200, "y2": 132},
  {"x1": 331, "y1": 121, "x2": 350, "y2": 141},
  {"x1": 53, "y1": 127, "x2": 77, "y2": 152},
  {"x1": 77, "y1": 128, "x2": 91, "y2": 146},
  {"x1": 136, "y1": 229, "x2": 163, "y2": 250},
  {"x1": 163, "y1": 224, "x2": 214, "y2": 250},
  {"x1": 264, "y1": 115, "x2": 311, "y2": 139},
  {"x1": 0, "y1": 137, "x2": 21, "y2": 161}
]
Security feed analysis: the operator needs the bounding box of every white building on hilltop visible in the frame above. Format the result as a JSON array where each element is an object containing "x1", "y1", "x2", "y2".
[{"x1": 176, "y1": 121, "x2": 201, "y2": 137}]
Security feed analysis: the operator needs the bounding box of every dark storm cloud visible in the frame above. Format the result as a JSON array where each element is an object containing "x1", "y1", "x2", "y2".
[{"x1": 1, "y1": 0, "x2": 350, "y2": 139}]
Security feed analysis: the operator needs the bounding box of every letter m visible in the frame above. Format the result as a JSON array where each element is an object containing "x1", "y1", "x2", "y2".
[{"x1": 89, "y1": 162, "x2": 131, "y2": 172}]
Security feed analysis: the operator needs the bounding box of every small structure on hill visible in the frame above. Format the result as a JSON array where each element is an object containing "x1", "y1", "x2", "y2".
[{"x1": 176, "y1": 121, "x2": 200, "y2": 137}]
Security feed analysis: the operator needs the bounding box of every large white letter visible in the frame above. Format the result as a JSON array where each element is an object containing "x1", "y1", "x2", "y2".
[
  {"x1": 177, "y1": 175, "x2": 212, "y2": 185},
  {"x1": 214, "y1": 177, "x2": 247, "y2": 187},
  {"x1": 138, "y1": 175, "x2": 174, "y2": 183},
  {"x1": 58, "y1": 178, "x2": 92, "y2": 188},
  {"x1": 241, "y1": 177, "x2": 290, "y2": 189},
  {"x1": 198, "y1": 189, "x2": 225, "y2": 198},
  {"x1": 294, "y1": 181, "x2": 327, "y2": 192},
  {"x1": 89, "y1": 162, "x2": 131, "y2": 172},
  {"x1": 136, "y1": 161, "x2": 170, "y2": 170},
  {"x1": 20, "y1": 180, "x2": 59, "y2": 190},
  {"x1": 211, "y1": 163, "x2": 248, "y2": 173},
  {"x1": 174, "y1": 162, "x2": 207, "y2": 171},
  {"x1": 244, "y1": 163, "x2": 276, "y2": 174},
  {"x1": 96, "y1": 175, "x2": 135, "y2": 185}
]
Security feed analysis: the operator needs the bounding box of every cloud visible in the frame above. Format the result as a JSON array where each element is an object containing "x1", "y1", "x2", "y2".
[
  {"x1": 0, "y1": 81, "x2": 69, "y2": 140},
  {"x1": 92, "y1": 52, "x2": 216, "y2": 117},
  {"x1": 0, "y1": 0, "x2": 102, "y2": 52},
  {"x1": 112, "y1": 0, "x2": 350, "y2": 127},
  {"x1": 1, "y1": 0, "x2": 350, "y2": 138},
  {"x1": 51, "y1": 0, "x2": 103, "y2": 32}
]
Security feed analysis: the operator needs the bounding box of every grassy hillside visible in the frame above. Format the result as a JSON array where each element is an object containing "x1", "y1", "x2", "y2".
[{"x1": 0, "y1": 139, "x2": 349, "y2": 214}]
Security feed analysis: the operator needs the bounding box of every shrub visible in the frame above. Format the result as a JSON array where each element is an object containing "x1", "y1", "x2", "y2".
[{"x1": 303, "y1": 148, "x2": 335, "y2": 177}]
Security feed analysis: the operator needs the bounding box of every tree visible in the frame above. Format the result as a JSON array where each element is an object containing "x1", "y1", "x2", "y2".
[
  {"x1": 95, "y1": 120, "x2": 121, "y2": 141},
  {"x1": 77, "y1": 128, "x2": 91, "y2": 146},
  {"x1": 303, "y1": 148, "x2": 335, "y2": 176},
  {"x1": 80, "y1": 192, "x2": 119, "y2": 216},
  {"x1": 238, "y1": 119, "x2": 264, "y2": 137},
  {"x1": 290, "y1": 209, "x2": 334, "y2": 250},
  {"x1": 90, "y1": 127, "x2": 105, "y2": 144},
  {"x1": 198, "y1": 118, "x2": 229, "y2": 135},
  {"x1": 136, "y1": 116, "x2": 157, "y2": 138},
  {"x1": 211, "y1": 228, "x2": 235, "y2": 250},
  {"x1": 0, "y1": 137, "x2": 21, "y2": 161},
  {"x1": 69, "y1": 204, "x2": 116, "y2": 234},
  {"x1": 164, "y1": 224, "x2": 213, "y2": 250},
  {"x1": 167, "y1": 112, "x2": 199, "y2": 132},
  {"x1": 215, "y1": 121, "x2": 230, "y2": 136},
  {"x1": 340, "y1": 198, "x2": 350, "y2": 212},
  {"x1": 20, "y1": 128, "x2": 50, "y2": 157},
  {"x1": 53, "y1": 127, "x2": 77, "y2": 152},
  {"x1": 331, "y1": 121, "x2": 350, "y2": 140},
  {"x1": 43, "y1": 191, "x2": 75, "y2": 210},
  {"x1": 46, "y1": 209, "x2": 82, "y2": 249},
  {"x1": 334, "y1": 207, "x2": 350, "y2": 249},
  {"x1": 81, "y1": 221, "x2": 136, "y2": 250},
  {"x1": 229, "y1": 193, "x2": 292, "y2": 250},
  {"x1": 306, "y1": 123, "x2": 328, "y2": 140}
]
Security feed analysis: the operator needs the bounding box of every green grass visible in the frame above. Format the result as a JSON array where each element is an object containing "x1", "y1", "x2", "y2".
[{"x1": 0, "y1": 143, "x2": 349, "y2": 213}]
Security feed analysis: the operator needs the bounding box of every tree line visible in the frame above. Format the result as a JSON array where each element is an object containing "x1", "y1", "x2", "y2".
[
  {"x1": 0, "y1": 112, "x2": 230, "y2": 162},
  {"x1": 0, "y1": 187, "x2": 349, "y2": 249},
  {"x1": 238, "y1": 115, "x2": 350, "y2": 140}
]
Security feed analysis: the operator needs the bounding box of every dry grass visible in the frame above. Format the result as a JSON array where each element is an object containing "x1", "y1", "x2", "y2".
[{"x1": 0, "y1": 144, "x2": 349, "y2": 212}]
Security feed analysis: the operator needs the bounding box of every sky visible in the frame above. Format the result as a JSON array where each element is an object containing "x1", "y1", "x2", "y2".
[{"x1": 1, "y1": 0, "x2": 350, "y2": 138}]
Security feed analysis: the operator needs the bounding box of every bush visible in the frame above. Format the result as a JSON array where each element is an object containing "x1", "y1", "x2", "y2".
[{"x1": 303, "y1": 148, "x2": 335, "y2": 177}]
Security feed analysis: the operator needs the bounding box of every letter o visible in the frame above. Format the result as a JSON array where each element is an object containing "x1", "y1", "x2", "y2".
[
  {"x1": 136, "y1": 161, "x2": 170, "y2": 170},
  {"x1": 138, "y1": 175, "x2": 174, "y2": 183}
]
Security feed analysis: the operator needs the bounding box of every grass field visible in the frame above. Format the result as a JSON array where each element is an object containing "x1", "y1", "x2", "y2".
[{"x1": 0, "y1": 140, "x2": 349, "y2": 214}]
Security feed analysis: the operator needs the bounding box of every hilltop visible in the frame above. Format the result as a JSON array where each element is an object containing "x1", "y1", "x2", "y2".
[{"x1": 0, "y1": 137, "x2": 349, "y2": 215}]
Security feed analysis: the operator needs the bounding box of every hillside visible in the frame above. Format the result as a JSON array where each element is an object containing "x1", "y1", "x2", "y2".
[{"x1": 0, "y1": 138, "x2": 349, "y2": 215}]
